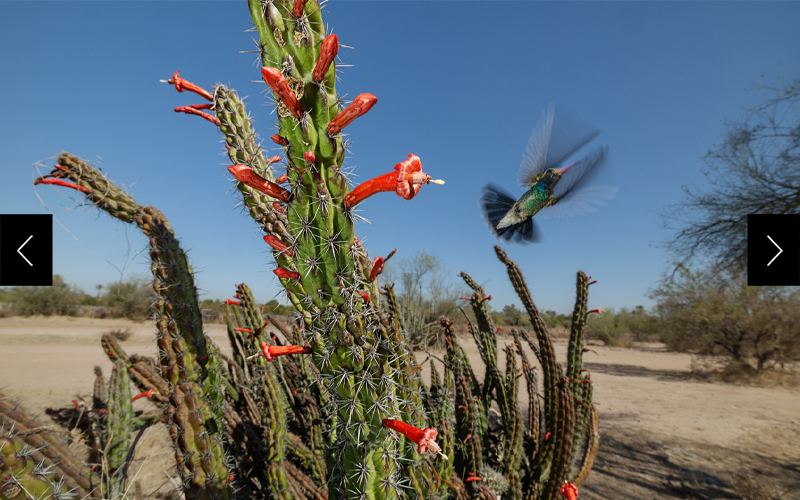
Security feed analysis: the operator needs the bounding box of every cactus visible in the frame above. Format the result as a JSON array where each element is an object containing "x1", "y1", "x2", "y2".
[{"x1": 28, "y1": 2, "x2": 603, "y2": 500}]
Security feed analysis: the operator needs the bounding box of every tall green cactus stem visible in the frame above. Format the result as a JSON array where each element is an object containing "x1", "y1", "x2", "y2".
[
  {"x1": 35, "y1": 155, "x2": 230, "y2": 500},
  {"x1": 491, "y1": 247, "x2": 599, "y2": 499},
  {"x1": 105, "y1": 360, "x2": 133, "y2": 499},
  {"x1": 493, "y1": 247, "x2": 562, "y2": 491}
]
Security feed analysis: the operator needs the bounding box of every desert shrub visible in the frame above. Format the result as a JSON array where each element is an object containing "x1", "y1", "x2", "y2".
[
  {"x1": 103, "y1": 277, "x2": 155, "y2": 321},
  {"x1": 383, "y1": 250, "x2": 467, "y2": 348},
  {"x1": 585, "y1": 307, "x2": 658, "y2": 346},
  {"x1": 108, "y1": 328, "x2": 133, "y2": 341},
  {"x1": 650, "y1": 264, "x2": 800, "y2": 372},
  {"x1": 9, "y1": 274, "x2": 84, "y2": 316}
]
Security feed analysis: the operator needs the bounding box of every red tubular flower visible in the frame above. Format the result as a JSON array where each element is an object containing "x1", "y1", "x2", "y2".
[
  {"x1": 266, "y1": 155, "x2": 282, "y2": 165},
  {"x1": 382, "y1": 419, "x2": 443, "y2": 456},
  {"x1": 34, "y1": 178, "x2": 90, "y2": 194},
  {"x1": 174, "y1": 105, "x2": 221, "y2": 126},
  {"x1": 587, "y1": 280, "x2": 598, "y2": 286},
  {"x1": 560, "y1": 481, "x2": 578, "y2": 500},
  {"x1": 275, "y1": 174, "x2": 289, "y2": 183},
  {"x1": 313, "y1": 34, "x2": 339, "y2": 82},
  {"x1": 131, "y1": 388, "x2": 155, "y2": 402},
  {"x1": 343, "y1": 154, "x2": 443, "y2": 208},
  {"x1": 259, "y1": 341, "x2": 312, "y2": 362},
  {"x1": 226, "y1": 299, "x2": 242, "y2": 306},
  {"x1": 292, "y1": 0, "x2": 309, "y2": 18},
  {"x1": 264, "y1": 234, "x2": 294, "y2": 257},
  {"x1": 233, "y1": 328, "x2": 253, "y2": 334},
  {"x1": 271, "y1": 134, "x2": 289, "y2": 146},
  {"x1": 228, "y1": 165, "x2": 292, "y2": 202},
  {"x1": 304, "y1": 151, "x2": 316, "y2": 163},
  {"x1": 587, "y1": 307, "x2": 602, "y2": 315},
  {"x1": 165, "y1": 71, "x2": 213, "y2": 102},
  {"x1": 327, "y1": 93, "x2": 378, "y2": 136},
  {"x1": 466, "y1": 473, "x2": 483, "y2": 483},
  {"x1": 369, "y1": 257, "x2": 384, "y2": 281},
  {"x1": 261, "y1": 66, "x2": 304, "y2": 118},
  {"x1": 274, "y1": 267, "x2": 300, "y2": 279}
]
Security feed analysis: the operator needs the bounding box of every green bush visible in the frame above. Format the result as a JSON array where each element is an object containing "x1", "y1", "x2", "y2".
[
  {"x1": 103, "y1": 277, "x2": 154, "y2": 321},
  {"x1": 9, "y1": 275, "x2": 84, "y2": 316},
  {"x1": 585, "y1": 306, "x2": 658, "y2": 346},
  {"x1": 650, "y1": 264, "x2": 800, "y2": 371}
]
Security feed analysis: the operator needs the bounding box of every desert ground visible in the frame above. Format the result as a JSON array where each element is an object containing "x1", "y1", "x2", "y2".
[{"x1": 1, "y1": 316, "x2": 798, "y2": 499}]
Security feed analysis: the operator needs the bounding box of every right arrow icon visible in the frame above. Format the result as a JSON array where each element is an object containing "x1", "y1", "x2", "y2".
[{"x1": 767, "y1": 235, "x2": 782, "y2": 267}]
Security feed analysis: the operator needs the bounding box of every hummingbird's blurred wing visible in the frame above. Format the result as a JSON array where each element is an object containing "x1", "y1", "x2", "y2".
[
  {"x1": 518, "y1": 105, "x2": 553, "y2": 188},
  {"x1": 480, "y1": 183, "x2": 543, "y2": 243},
  {"x1": 537, "y1": 144, "x2": 616, "y2": 220},
  {"x1": 518, "y1": 105, "x2": 601, "y2": 188},
  {"x1": 536, "y1": 185, "x2": 617, "y2": 220}
]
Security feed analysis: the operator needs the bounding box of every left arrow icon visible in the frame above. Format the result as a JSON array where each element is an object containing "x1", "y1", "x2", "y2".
[{"x1": 17, "y1": 235, "x2": 33, "y2": 266}]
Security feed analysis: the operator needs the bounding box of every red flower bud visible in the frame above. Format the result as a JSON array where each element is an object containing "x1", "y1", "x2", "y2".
[
  {"x1": 271, "y1": 134, "x2": 289, "y2": 146},
  {"x1": 266, "y1": 155, "x2": 282, "y2": 165},
  {"x1": 272, "y1": 202, "x2": 287, "y2": 214},
  {"x1": 292, "y1": 0, "x2": 309, "y2": 18},
  {"x1": 166, "y1": 71, "x2": 213, "y2": 101},
  {"x1": 327, "y1": 93, "x2": 377, "y2": 136},
  {"x1": 228, "y1": 164, "x2": 292, "y2": 202},
  {"x1": 274, "y1": 267, "x2": 300, "y2": 280},
  {"x1": 263, "y1": 234, "x2": 294, "y2": 257},
  {"x1": 261, "y1": 66, "x2": 304, "y2": 118},
  {"x1": 233, "y1": 328, "x2": 253, "y2": 334},
  {"x1": 275, "y1": 174, "x2": 289, "y2": 183},
  {"x1": 313, "y1": 34, "x2": 339, "y2": 82},
  {"x1": 226, "y1": 299, "x2": 242, "y2": 306}
]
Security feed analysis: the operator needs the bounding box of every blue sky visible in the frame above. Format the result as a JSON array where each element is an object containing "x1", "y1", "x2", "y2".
[{"x1": 1, "y1": 1, "x2": 798, "y2": 314}]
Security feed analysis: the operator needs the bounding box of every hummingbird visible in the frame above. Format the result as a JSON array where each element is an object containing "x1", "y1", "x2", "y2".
[{"x1": 480, "y1": 105, "x2": 616, "y2": 243}]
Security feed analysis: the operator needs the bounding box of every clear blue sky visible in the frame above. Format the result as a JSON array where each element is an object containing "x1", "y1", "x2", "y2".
[{"x1": 1, "y1": 1, "x2": 798, "y2": 314}]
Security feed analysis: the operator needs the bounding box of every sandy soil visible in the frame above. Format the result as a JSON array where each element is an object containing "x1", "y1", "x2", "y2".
[{"x1": 1, "y1": 317, "x2": 798, "y2": 499}]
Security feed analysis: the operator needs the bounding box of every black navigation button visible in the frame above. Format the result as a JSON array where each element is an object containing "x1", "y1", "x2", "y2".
[
  {"x1": 0, "y1": 214, "x2": 53, "y2": 286},
  {"x1": 747, "y1": 214, "x2": 799, "y2": 286}
]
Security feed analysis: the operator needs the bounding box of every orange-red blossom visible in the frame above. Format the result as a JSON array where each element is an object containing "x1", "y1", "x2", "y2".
[
  {"x1": 344, "y1": 154, "x2": 443, "y2": 208},
  {"x1": 560, "y1": 481, "x2": 578, "y2": 500},
  {"x1": 259, "y1": 341, "x2": 312, "y2": 362},
  {"x1": 382, "y1": 418, "x2": 444, "y2": 457}
]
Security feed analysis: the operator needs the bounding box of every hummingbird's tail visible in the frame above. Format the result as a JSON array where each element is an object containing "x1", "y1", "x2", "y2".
[{"x1": 479, "y1": 183, "x2": 541, "y2": 243}]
